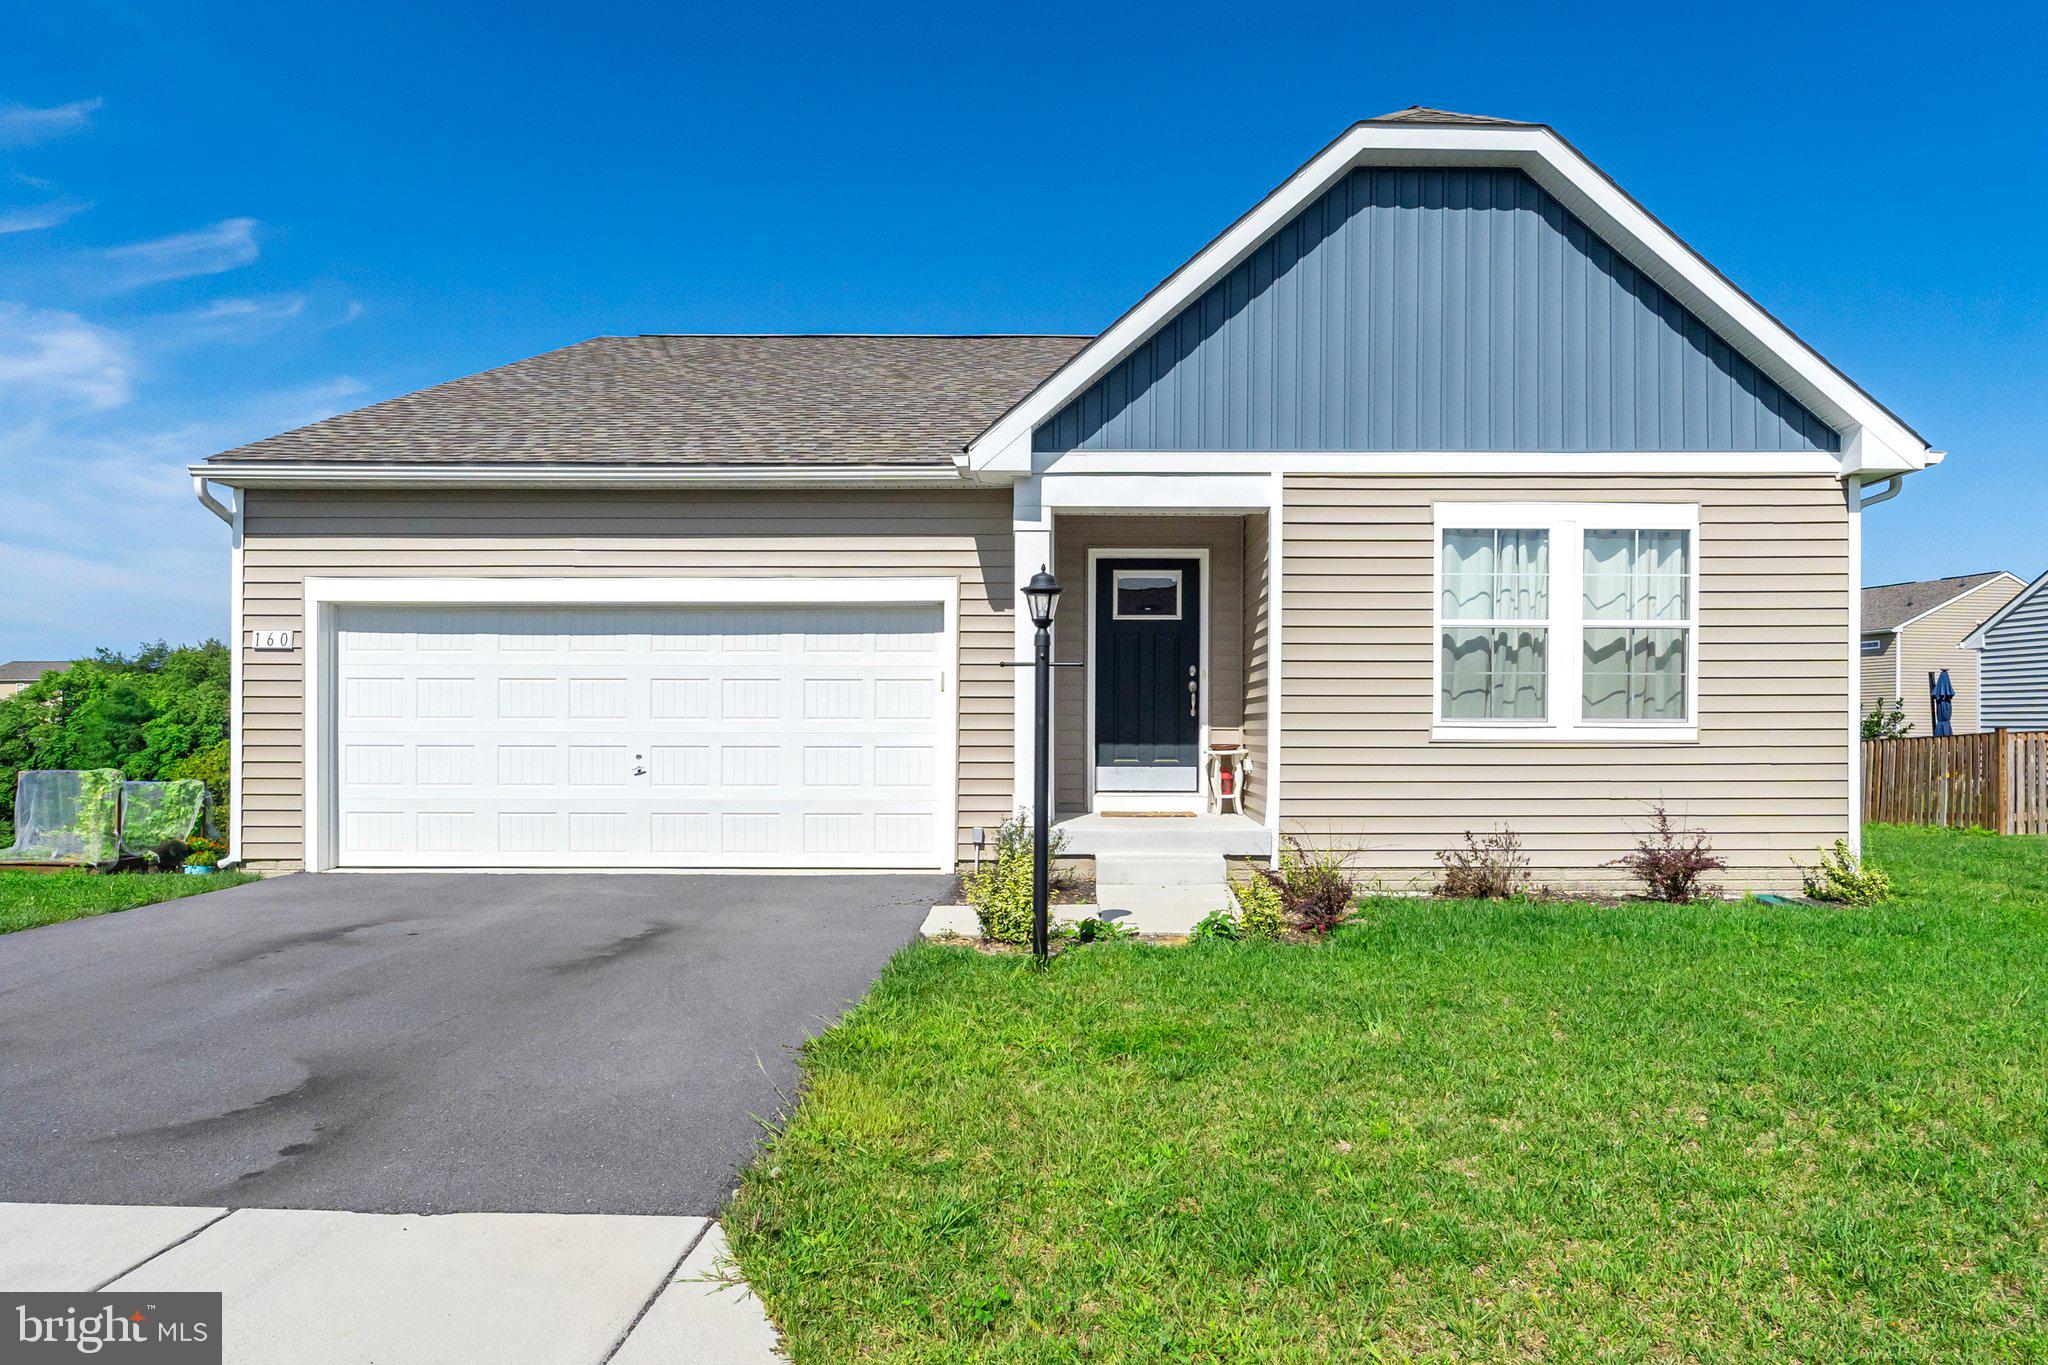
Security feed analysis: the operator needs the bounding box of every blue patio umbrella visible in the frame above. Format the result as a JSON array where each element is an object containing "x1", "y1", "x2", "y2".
[{"x1": 1931, "y1": 669, "x2": 1956, "y2": 737}]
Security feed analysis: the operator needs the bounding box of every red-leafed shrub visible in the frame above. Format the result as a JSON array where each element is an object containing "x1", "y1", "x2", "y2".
[{"x1": 1610, "y1": 803, "x2": 1726, "y2": 902}]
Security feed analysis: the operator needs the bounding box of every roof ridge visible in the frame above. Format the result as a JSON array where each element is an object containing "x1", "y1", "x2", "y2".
[{"x1": 1863, "y1": 571, "x2": 2011, "y2": 591}]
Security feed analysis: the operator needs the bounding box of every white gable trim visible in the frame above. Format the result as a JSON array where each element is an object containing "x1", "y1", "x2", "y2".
[
  {"x1": 1963, "y1": 568, "x2": 2048, "y2": 650},
  {"x1": 967, "y1": 122, "x2": 1936, "y2": 478}
]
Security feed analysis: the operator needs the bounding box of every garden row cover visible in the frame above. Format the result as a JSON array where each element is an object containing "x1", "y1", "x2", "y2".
[{"x1": 0, "y1": 770, "x2": 212, "y2": 869}]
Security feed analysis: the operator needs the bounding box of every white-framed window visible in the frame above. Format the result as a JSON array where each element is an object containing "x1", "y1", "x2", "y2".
[
  {"x1": 1433, "y1": 502, "x2": 1699, "y2": 742},
  {"x1": 1112, "y1": 568, "x2": 1182, "y2": 620}
]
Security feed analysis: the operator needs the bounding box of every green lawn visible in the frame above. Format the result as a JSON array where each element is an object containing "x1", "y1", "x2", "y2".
[
  {"x1": 0, "y1": 868, "x2": 259, "y2": 935},
  {"x1": 728, "y1": 826, "x2": 2048, "y2": 1361}
]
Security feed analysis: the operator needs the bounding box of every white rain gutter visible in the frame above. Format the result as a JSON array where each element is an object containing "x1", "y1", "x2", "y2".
[{"x1": 190, "y1": 462, "x2": 976, "y2": 490}]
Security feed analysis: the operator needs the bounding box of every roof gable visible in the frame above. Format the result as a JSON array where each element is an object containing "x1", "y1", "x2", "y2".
[
  {"x1": 972, "y1": 118, "x2": 1933, "y2": 474},
  {"x1": 1862, "y1": 572, "x2": 2020, "y2": 635},
  {"x1": 1034, "y1": 166, "x2": 1839, "y2": 455}
]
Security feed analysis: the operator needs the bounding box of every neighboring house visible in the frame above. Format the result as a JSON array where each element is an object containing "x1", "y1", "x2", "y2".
[
  {"x1": 0, "y1": 660, "x2": 68, "y2": 702},
  {"x1": 189, "y1": 108, "x2": 1941, "y2": 891},
  {"x1": 1962, "y1": 569, "x2": 2048, "y2": 730},
  {"x1": 1860, "y1": 573, "x2": 2025, "y2": 734}
]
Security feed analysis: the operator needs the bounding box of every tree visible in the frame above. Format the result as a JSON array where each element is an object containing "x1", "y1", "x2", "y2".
[{"x1": 0, "y1": 641, "x2": 231, "y2": 837}]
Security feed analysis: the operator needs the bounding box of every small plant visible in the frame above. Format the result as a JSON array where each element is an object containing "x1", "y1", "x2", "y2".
[
  {"x1": 1861, "y1": 697, "x2": 1912, "y2": 740},
  {"x1": 1435, "y1": 826, "x2": 1531, "y2": 899},
  {"x1": 1801, "y1": 839, "x2": 1892, "y2": 906},
  {"x1": 1231, "y1": 873, "x2": 1285, "y2": 941},
  {"x1": 1071, "y1": 915, "x2": 1134, "y2": 943},
  {"x1": 1609, "y1": 803, "x2": 1727, "y2": 902},
  {"x1": 965, "y1": 812, "x2": 1071, "y2": 945},
  {"x1": 1277, "y1": 836, "x2": 1360, "y2": 937},
  {"x1": 1189, "y1": 908, "x2": 1242, "y2": 944}
]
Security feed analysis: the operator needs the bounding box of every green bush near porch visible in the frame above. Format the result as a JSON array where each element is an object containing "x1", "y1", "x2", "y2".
[{"x1": 729, "y1": 825, "x2": 2048, "y2": 1361}]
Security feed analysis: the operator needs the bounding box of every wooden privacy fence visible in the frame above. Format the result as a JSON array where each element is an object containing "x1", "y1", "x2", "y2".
[{"x1": 1864, "y1": 730, "x2": 2048, "y2": 834}]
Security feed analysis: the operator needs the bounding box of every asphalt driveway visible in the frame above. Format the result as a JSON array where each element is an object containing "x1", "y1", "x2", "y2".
[{"x1": 0, "y1": 872, "x2": 943, "y2": 1215}]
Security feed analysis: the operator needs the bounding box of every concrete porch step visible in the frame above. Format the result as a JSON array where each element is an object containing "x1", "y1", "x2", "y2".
[
  {"x1": 1094, "y1": 883, "x2": 1235, "y2": 917},
  {"x1": 1095, "y1": 853, "x2": 1229, "y2": 886}
]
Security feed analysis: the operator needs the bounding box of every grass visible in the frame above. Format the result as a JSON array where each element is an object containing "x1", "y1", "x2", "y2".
[
  {"x1": 728, "y1": 826, "x2": 2048, "y2": 1361},
  {"x1": 0, "y1": 868, "x2": 259, "y2": 935}
]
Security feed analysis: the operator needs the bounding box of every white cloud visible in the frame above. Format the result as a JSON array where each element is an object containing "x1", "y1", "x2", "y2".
[
  {"x1": 0, "y1": 98, "x2": 102, "y2": 148},
  {"x1": 0, "y1": 302, "x2": 132, "y2": 414},
  {"x1": 0, "y1": 197, "x2": 89, "y2": 234},
  {"x1": 95, "y1": 217, "x2": 259, "y2": 291}
]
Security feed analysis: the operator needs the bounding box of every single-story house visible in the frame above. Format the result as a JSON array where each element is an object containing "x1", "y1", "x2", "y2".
[
  {"x1": 1962, "y1": 568, "x2": 2048, "y2": 730},
  {"x1": 1859, "y1": 573, "x2": 2025, "y2": 734},
  {"x1": 190, "y1": 107, "x2": 1940, "y2": 892},
  {"x1": 0, "y1": 660, "x2": 69, "y2": 702}
]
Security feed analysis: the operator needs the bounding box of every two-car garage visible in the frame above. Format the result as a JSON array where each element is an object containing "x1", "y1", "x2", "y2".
[{"x1": 307, "y1": 580, "x2": 958, "y2": 872}]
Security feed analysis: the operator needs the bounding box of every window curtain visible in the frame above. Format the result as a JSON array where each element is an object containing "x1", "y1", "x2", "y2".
[
  {"x1": 1441, "y1": 529, "x2": 1549, "y2": 720},
  {"x1": 1582, "y1": 529, "x2": 1689, "y2": 721}
]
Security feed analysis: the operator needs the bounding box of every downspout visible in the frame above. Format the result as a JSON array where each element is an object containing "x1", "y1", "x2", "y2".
[
  {"x1": 193, "y1": 474, "x2": 242, "y2": 867},
  {"x1": 1857, "y1": 473, "x2": 1904, "y2": 510},
  {"x1": 192, "y1": 473, "x2": 233, "y2": 523}
]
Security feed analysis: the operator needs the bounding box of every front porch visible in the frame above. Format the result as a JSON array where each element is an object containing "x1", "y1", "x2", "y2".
[{"x1": 1029, "y1": 502, "x2": 1276, "y2": 828}]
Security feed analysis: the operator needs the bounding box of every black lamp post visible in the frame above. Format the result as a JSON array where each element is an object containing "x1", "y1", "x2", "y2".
[{"x1": 1022, "y1": 567, "x2": 1062, "y2": 963}]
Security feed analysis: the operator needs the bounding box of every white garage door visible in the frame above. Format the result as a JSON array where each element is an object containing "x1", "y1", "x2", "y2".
[{"x1": 330, "y1": 603, "x2": 950, "y2": 869}]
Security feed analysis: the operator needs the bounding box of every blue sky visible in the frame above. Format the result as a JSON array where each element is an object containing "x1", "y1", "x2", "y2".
[{"x1": 3, "y1": 0, "x2": 2043, "y2": 658}]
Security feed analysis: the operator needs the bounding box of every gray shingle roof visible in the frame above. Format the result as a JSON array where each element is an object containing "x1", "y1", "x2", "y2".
[
  {"x1": 1366, "y1": 106, "x2": 1528, "y2": 126},
  {"x1": 206, "y1": 335, "x2": 1092, "y2": 469},
  {"x1": 0, "y1": 660, "x2": 68, "y2": 683},
  {"x1": 1862, "y1": 573, "x2": 2015, "y2": 636}
]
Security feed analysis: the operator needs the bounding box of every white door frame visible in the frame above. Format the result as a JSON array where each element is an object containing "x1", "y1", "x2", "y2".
[
  {"x1": 303, "y1": 576, "x2": 960, "y2": 873},
  {"x1": 1084, "y1": 548, "x2": 1211, "y2": 814}
]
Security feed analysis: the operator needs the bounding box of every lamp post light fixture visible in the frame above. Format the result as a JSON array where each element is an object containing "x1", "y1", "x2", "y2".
[{"x1": 1024, "y1": 567, "x2": 1062, "y2": 963}]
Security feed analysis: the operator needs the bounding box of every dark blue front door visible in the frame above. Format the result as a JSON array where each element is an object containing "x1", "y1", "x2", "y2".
[{"x1": 1094, "y1": 557, "x2": 1200, "y2": 792}]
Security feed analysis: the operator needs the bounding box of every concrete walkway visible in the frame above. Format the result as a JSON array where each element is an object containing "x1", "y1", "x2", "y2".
[{"x1": 0, "y1": 1202, "x2": 782, "y2": 1363}]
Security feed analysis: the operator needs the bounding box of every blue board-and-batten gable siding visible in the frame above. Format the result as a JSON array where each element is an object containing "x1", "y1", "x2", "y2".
[{"x1": 1034, "y1": 168, "x2": 1840, "y2": 454}]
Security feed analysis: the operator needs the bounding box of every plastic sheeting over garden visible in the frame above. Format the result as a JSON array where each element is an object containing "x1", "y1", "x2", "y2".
[
  {"x1": 0, "y1": 771, "x2": 216, "y2": 869},
  {"x1": 0, "y1": 769, "x2": 123, "y2": 868},
  {"x1": 118, "y1": 779, "x2": 215, "y2": 858}
]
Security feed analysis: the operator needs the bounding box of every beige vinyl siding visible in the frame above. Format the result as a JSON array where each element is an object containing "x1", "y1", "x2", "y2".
[
  {"x1": 1051, "y1": 516, "x2": 1246, "y2": 812},
  {"x1": 236, "y1": 488, "x2": 1014, "y2": 870},
  {"x1": 1281, "y1": 473, "x2": 1850, "y2": 894},
  {"x1": 1241, "y1": 511, "x2": 1271, "y2": 824},
  {"x1": 1859, "y1": 634, "x2": 1897, "y2": 720},
  {"x1": 1893, "y1": 578, "x2": 2024, "y2": 735},
  {"x1": 1981, "y1": 578, "x2": 2048, "y2": 729}
]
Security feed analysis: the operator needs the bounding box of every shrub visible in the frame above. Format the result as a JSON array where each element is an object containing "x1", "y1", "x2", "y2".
[
  {"x1": 1231, "y1": 873, "x2": 1286, "y2": 941},
  {"x1": 1801, "y1": 839, "x2": 1892, "y2": 906},
  {"x1": 1861, "y1": 697, "x2": 1912, "y2": 740},
  {"x1": 965, "y1": 841, "x2": 1033, "y2": 944},
  {"x1": 1188, "y1": 909, "x2": 1241, "y2": 944},
  {"x1": 1435, "y1": 826, "x2": 1531, "y2": 899},
  {"x1": 965, "y1": 812, "x2": 1072, "y2": 945},
  {"x1": 1609, "y1": 803, "x2": 1727, "y2": 902},
  {"x1": 1277, "y1": 836, "x2": 1359, "y2": 937}
]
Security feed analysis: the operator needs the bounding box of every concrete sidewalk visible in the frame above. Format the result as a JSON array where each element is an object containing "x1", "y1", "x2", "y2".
[{"x1": 0, "y1": 1202, "x2": 782, "y2": 1363}]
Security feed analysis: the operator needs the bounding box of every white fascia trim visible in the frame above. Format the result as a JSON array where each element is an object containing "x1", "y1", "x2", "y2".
[
  {"x1": 1961, "y1": 567, "x2": 2048, "y2": 651},
  {"x1": 1040, "y1": 473, "x2": 1276, "y2": 511},
  {"x1": 968, "y1": 124, "x2": 1932, "y2": 476},
  {"x1": 300, "y1": 575, "x2": 962, "y2": 874},
  {"x1": 1035, "y1": 452, "x2": 1843, "y2": 477},
  {"x1": 192, "y1": 462, "x2": 971, "y2": 490}
]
